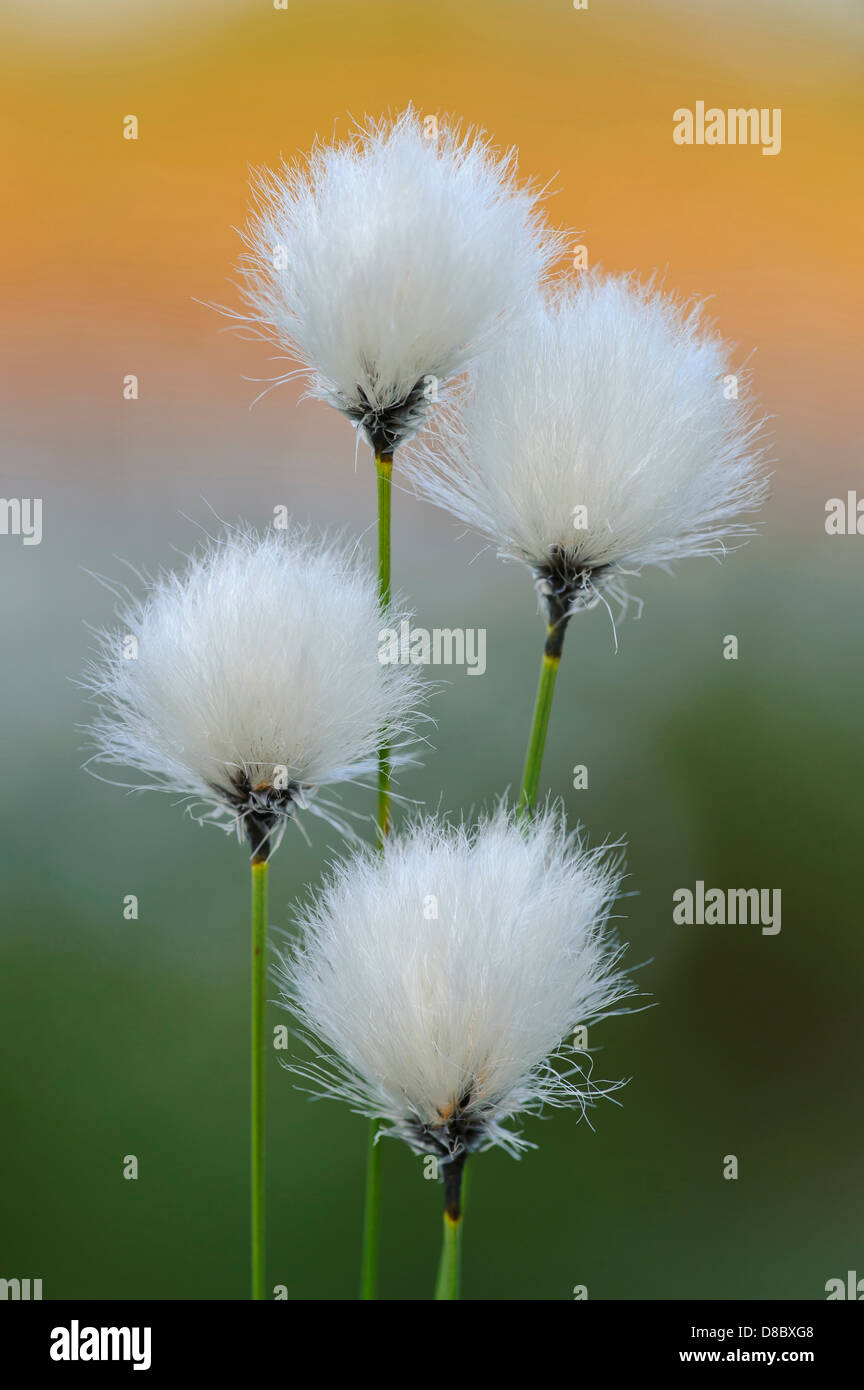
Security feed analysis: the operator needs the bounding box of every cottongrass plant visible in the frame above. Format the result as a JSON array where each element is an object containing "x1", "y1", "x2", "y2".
[
  {"x1": 226, "y1": 107, "x2": 563, "y2": 1293},
  {"x1": 233, "y1": 107, "x2": 560, "y2": 462},
  {"x1": 230, "y1": 106, "x2": 562, "y2": 837},
  {"x1": 404, "y1": 273, "x2": 769, "y2": 812},
  {"x1": 82, "y1": 523, "x2": 423, "y2": 1299},
  {"x1": 276, "y1": 803, "x2": 632, "y2": 1299}
]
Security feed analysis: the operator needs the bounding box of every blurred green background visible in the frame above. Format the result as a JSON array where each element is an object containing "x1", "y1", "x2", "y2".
[
  {"x1": 1, "y1": 484, "x2": 862, "y2": 1300},
  {"x1": 1, "y1": 0, "x2": 862, "y2": 1300}
]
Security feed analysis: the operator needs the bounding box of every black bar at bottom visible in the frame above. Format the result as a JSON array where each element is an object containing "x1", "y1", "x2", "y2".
[{"x1": 0, "y1": 1299, "x2": 858, "y2": 1375}]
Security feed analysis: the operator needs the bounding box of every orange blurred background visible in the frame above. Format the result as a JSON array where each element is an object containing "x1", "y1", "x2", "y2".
[{"x1": 2, "y1": 0, "x2": 861, "y2": 506}]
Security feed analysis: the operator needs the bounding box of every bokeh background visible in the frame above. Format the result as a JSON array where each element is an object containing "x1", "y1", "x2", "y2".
[{"x1": 1, "y1": 0, "x2": 862, "y2": 1300}]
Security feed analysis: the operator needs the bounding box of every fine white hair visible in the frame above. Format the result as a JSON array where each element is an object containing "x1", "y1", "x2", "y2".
[
  {"x1": 403, "y1": 273, "x2": 769, "y2": 615},
  {"x1": 231, "y1": 107, "x2": 564, "y2": 453},
  {"x1": 82, "y1": 524, "x2": 424, "y2": 850},
  {"x1": 277, "y1": 803, "x2": 632, "y2": 1158}
]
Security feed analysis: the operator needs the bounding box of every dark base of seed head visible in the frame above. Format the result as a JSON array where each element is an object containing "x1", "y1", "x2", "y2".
[
  {"x1": 442, "y1": 1149, "x2": 468, "y2": 1222},
  {"x1": 347, "y1": 379, "x2": 430, "y2": 456},
  {"x1": 407, "y1": 1086, "x2": 486, "y2": 1219},
  {"x1": 244, "y1": 811, "x2": 279, "y2": 865},
  {"x1": 215, "y1": 774, "x2": 303, "y2": 864},
  {"x1": 535, "y1": 546, "x2": 610, "y2": 656}
]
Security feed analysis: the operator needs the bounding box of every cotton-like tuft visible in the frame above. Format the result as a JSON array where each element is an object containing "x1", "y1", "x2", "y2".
[
  {"x1": 404, "y1": 273, "x2": 768, "y2": 618},
  {"x1": 277, "y1": 804, "x2": 632, "y2": 1158},
  {"x1": 82, "y1": 525, "x2": 424, "y2": 852},
  {"x1": 232, "y1": 108, "x2": 563, "y2": 453}
]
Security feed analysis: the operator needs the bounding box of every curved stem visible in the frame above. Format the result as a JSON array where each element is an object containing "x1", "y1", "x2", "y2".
[
  {"x1": 518, "y1": 615, "x2": 571, "y2": 816},
  {"x1": 518, "y1": 644, "x2": 560, "y2": 814},
  {"x1": 360, "y1": 447, "x2": 394, "y2": 1300},
  {"x1": 250, "y1": 855, "x2": 269, "y2": 1300}
]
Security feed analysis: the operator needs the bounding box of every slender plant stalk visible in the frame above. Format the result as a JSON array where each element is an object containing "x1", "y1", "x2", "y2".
[
  {"x1": 360, "y1": 446, "x2": 394, "y2": 1300},
  {"x1": 518, "y1": 612, "x2": 571, "y2": 816},
  {"x1": 434, "y1": 1215, "x2": 463, "y2": 1300},
  {"x1": 375, "y1": 449, "x2": 393, "y2": 846},
  {"x1": 359, "y1": 1117, "x2": 382, "y2": 1300},
  {"x1": 434, "y1": 1155, "x2": 468, "y2": 1300},
  {"x1": 250, "y1": 852, "x2": 269, "y2": 1301}
]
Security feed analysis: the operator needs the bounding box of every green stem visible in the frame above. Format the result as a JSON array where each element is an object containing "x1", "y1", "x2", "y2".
[
  {"x1": 250, "y1": 856, "x2": 268, "y2": 1301},
  {"x1": 518, "y1": 621, "x2": 568, "y2": 815},
  {"x1": 359, "y1": 1118, "x2": 381, "y2": 1300},
  {"x1": 434, "y1": 1156, "x2": 468, "y2": 1300},
  {"x1": 375, "y1": 450, "x2": 393, "y2": 847},
  {"x1": 434, "y1": 1215, "x2": 463, "y2": 1300},
  {"x1": 360, "y1": 447, "x2": 394, "y2": 1300}
]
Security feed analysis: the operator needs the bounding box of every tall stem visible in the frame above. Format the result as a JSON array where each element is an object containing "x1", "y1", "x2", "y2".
[
  {"x1": 359, "y1": 1117, "x2": 382, "y2": 1300},
  {"x1": 375, "y1": 449, "x2": 393, "y2": 846},
  {"x1": 250, "y1": 853, "x2": 269, "y2": 1301},
  {"x1": 360, "y1": 447, "x2": 394, "y2": 1300},
  {"x1": 434, "y1": 1154, "x2": 468, "y2": 1300},
  {"x1": 517, "y1": 614, "x2": 571, "y2": 816},
  {"x1": 434, "y1": 1215, "x2": 463, "y2": 1301}
]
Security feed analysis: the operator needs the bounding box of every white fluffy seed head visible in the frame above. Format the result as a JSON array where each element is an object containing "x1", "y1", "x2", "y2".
[
  {"x1": 277, "y1": 804, "x2": 632, "y2": 1159},
  {"x1": 233, "y1": 107, "x2": 563, "y2": 453},
  {"x1": 82, "y1": 525, "x2": 424, "y2": 850},
  {"x1": 404, "y1": 273, "x2": 769, "y2": 615}
]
